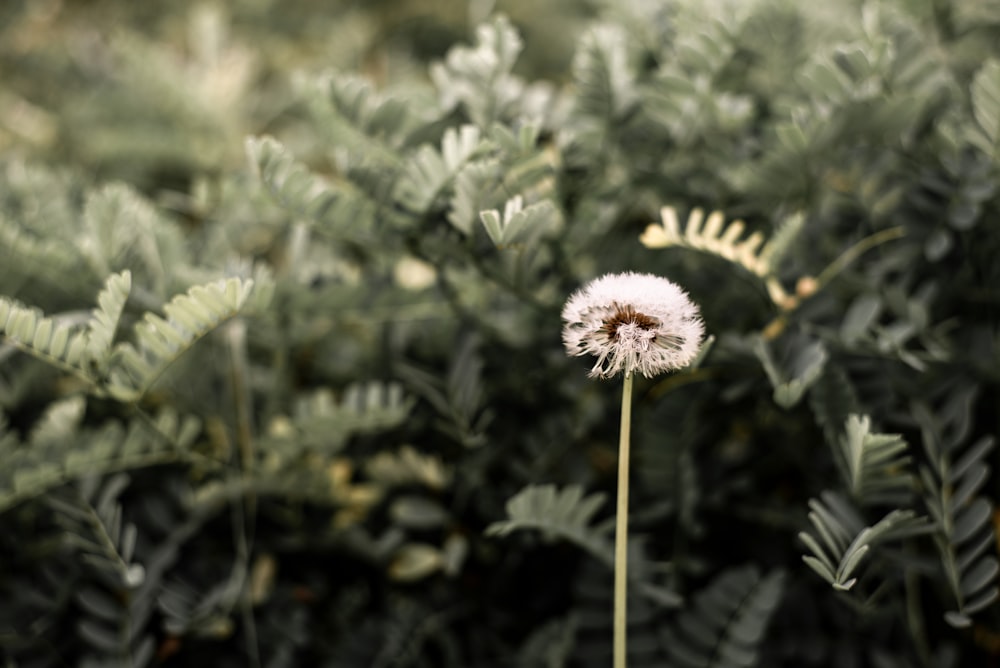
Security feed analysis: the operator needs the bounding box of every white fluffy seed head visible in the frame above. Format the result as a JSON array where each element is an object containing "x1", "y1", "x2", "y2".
[{"x1": 561, "y1": 272, "x2": 705, "y2": 379}]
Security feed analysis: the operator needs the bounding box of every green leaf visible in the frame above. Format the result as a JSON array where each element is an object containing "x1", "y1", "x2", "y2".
[
  {"x1": 306, "y1": 72, "x2": 413, "y2": 168},
  {"x1": 85, "y1": 271, "x2": 132, "y2": 373},
  {"x1": 840, "y1": 293, "x2": 882, "y2": 344},
  {"x1": 281, "y1": 381, "x2": 414, "y2": 455},
  {"x1": 837, "y1": 414, "x2": 913, "y2": 506},
  {"x1": 970, "y1": 59, "x2": 1000, "y2": 159},
  {"x1": 0, "y1": 297, "x2": 95, "y2": 379},
  {"x1": 246, "y1": 135, "x2": 377, "y2": 241},
  {"x1": 800, "y1": 492, "x2": 925, "y2": 592},
  {"x1": 430, "y1": 15, "x2": 524, "y2": 127},
  {"x1": 479, "y1": 196, "x2": 558, "y2": 247},
  {"x1": 920, "y1": 429, "x2": 998, "y2": 627},
  {"x1": 106, "y1": 277, "x2": 254, "y2": 401},
  {"x1": 29, "y1": 396, "x2": 86, "y2": 447},
  {"x1": 666, "y1": 566, "x2": 786, "y2": 668},
  {"x1": 394, "y1": 125, "x2": 488, "y2": 217},
  {"x1": 449, "y1": 159, "x2": 503, "y2": 234},
  {"x1": 486, "y1": 484, "x2": 612, "y2": 566},
  {"x1": 754, "y1": 334, "x2": 828, "y2": 409},
  {"x1": 641, "y1": 206, "x2": 800, "y2": 310},
  {"x1": 571, "y1": 24, "x2": 636, "y2": 123}
]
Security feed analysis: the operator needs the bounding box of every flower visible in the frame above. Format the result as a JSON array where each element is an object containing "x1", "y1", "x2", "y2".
[{"x1": 562, "y1": 272, "x2": 704, "y2": 379}]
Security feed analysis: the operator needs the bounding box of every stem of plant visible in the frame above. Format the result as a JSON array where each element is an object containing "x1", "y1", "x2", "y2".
[{"x1": 614, "y1": 372, "x2": 634, "y2": 668}]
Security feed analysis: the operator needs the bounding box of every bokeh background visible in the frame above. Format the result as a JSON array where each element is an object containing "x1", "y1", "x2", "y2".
[{"x1": 1, "y1": 1, "x2": 999, "y2": 666}]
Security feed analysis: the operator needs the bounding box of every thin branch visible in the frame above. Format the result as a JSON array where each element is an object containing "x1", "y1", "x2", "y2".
[
  {"x1": 225, "y1": 319, "x2": 261, "y2": 668},
  {"x1": 814, "y1": 226, "x2": 906, "y2": 289}
]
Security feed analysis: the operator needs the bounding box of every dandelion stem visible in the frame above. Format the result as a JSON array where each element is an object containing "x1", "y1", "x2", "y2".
[{"x1": 614, "y1": 372, "x2": 634, "y2": 668}]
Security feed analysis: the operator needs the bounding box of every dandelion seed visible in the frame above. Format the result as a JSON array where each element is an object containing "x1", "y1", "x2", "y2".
[{"x1": 561, "y1": 272, "x2": 704, "y2": 379}]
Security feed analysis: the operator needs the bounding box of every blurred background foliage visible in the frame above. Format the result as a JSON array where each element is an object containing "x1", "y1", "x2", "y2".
[
  {"x1": 0, "y1": 0, "x2": 590, "y2": 189},
  {"x1": 1, "y1": 0, "x2": 999, "y2": 666}
]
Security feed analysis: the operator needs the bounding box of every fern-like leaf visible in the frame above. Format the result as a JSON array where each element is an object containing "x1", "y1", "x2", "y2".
[
  {"x1": 28, "y1": 395, "x2": 86, "y2": 447},
  {"x1": 639, "y1": 207, "x2": 768, "y2": 275},
  {"x1": 306, "y1": 72, "x2": 413, "y2": 168},
  {"x1": 52, "y1": 472, "x2": 187, "y2": 666},
  {"x1": 106, "y1": 277, "x2": 254, "y2": 401},
  {"x1": 572, "y1": 24, "x2": 637, "y2": 123},
  {"x1": 158, "y1": 576, "x2": 238, "y2": 639},
  {"x1": 48, "y1": 474, "x2": 145, "y2": 589},
  {"x1": 393, "y1": 125, "x2": 489, "y2": 217},
  {"x1": 0, "y1": 215, "x2": 81, "y2": 295},
  {"x1": 641, "y1": 19, "x2": 752, "y2": 146},
  {"x1": 837, "y1": 414, "x2": 913, "y2": 506},
  {"x1": 447, "y1": 130, "x2": 557, "y2": 236},
  {"x1": 399, "y1": 336, "x2": 492, "y2": 449},
  {"x1": 968, "y1": 59, "x2": 1000, "y2": 160},
  {"x1": 80, "y1": 184, "x2": 170, "y2": 292},
  {"x1": 479, "y1": 195, "x2": 558, "y2": 248},
  {"x1": 76, "y1": 584, "x2": 156, "y2": 667},
  {"x1": 753, "y1": 333, "x2": 828, "y2": 409},
  {"x1": 486, "y1": 484, "x2": 613, "y2": 566},
  {"x1": 246, "y1": 135, "x2": 377, "y2": 240},
  {"x1": 85, "y1": 270, "x2": 132, "y2": 375},
  {"x1": 641, "y1": 207, "x2": 804, "y2": 306},
  {"x1": 266, "y1": 381, "x2": 414, "y2": 458},
  {"x1": 365, "y1": 445, "x2": 452, "y2": 492},
  {"x1": 0, "y1": 271, "x2": 132, "y2": 390},
  {"x1": 0, "y1": 298, "x2": 84, "y2": 377},
  {"x1": 836, "y1": 288, "x2": 944, "y2": 372},
  {"x1": 448, "y1": 158, "x2": 503, "y2": 234},
  {"x1": 919, "y1": 433, "x2": 999, "y2": 628},
  {"x1": 799, "y1": 491, "x2": 926, "y2": 592},
  {"x1": 0, "y1": 406, "x2": 200, "y2": 512},
  {"x1": 665, "y1": 566, "x2": 786, "y2": 668},
  {"x1": 429, "y1": 15, "x2": 524, "y2": 127}
]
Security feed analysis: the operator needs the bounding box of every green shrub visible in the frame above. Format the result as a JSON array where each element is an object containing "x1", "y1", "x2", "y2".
[{"x1": 1, "y1": 1, "x2": 998, "y2": 666}]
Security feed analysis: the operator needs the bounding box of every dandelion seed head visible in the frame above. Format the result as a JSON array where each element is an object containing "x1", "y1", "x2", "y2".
[{"x1": 562, "y1": 272, "x2": 704, "y2": 379}]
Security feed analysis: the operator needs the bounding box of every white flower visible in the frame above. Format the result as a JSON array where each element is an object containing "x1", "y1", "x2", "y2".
[{"x1": 562, "y1": 272, "x2": 705, "y2": 379}]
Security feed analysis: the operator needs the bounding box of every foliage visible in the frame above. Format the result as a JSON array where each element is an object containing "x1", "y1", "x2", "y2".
[{"x1": 1, "y1": 0, "x2": 999, "y2": 666}]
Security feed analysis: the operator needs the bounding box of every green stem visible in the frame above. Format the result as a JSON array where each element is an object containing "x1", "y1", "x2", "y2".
[
  {"x1": 814, "y1": 226, "x2": 905, "y2": 289},
  {"x1": 614, "y1": 373, "x2": 634, "y2": 668},
  {"x1": 226, "y1": 320, "x2": 261, "y2": 668}
]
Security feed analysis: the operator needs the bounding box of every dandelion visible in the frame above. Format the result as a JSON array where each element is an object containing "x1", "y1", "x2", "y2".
[
  {"x1": 562, "y1": 271, "x2": 704, "y2": 668},
  {"x1": 562, "y1": 272, "x2": 704, "y2": 379}
]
